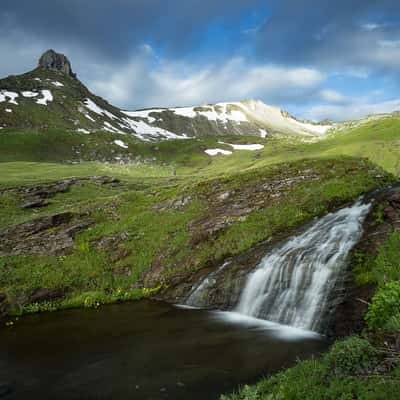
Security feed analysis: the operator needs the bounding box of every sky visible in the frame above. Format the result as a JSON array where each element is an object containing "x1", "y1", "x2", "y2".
[{"x1": 1, "y1": 0, "x2": 400, "y2": 121}]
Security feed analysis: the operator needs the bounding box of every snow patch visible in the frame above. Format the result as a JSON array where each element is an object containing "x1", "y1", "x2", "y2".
[
  {"x1": 121, "y1": 117, "x2": 189, "y2": 141},
  {"x1": 172, "y1": 107, "x2": 197, "y2": 118},
  {"x1": 219, "y1": 141, "x2": 264, "y2": 151},
  {"x1": 114, "y1": 139, "x2": 128, "y2": 149},
  {"x1": 205, "y1": 148, "x2": 233, "y2": 156},
  {"x1": 77, "y1": 128, "x2": 90, "y2": 134},
  {"x1": 259, "y1": 129, "x2": 268, "y2": 138},
  {"x1": 51, "y1": 81, "x2": 64, "y2": 87},
  {"x1": 123, "y1": 109, "x2": 165, "y2": 123},
  {"x1": 84, "y1": 98, "x2": 118, "y2": 120},
  {"x1": 83, "y1": 113, "x2": 96, "y2": 122},
  {"x1": 290, "y1": 119, "x2": 332, "y2": 135},
  {"x1": 36, "y1": 90, "x2": 53, "y2": 106},
  {"x1": 22, "y1": 91, "x2": 39, "y2": 98},
  {"x1": 103, "y1": 121, "x2": 124, "y2": 133},
  {"x1": 5, "y1": 108, "x2": 12, "y2": 113},
  {"x1": 0, "y1": 91, "x2": 19, "y2": 105},
  {"x1": 172, "y1": 103, "x2": 248, "y2": 123}
]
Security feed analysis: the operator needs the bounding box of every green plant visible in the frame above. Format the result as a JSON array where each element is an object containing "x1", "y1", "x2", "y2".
[
  {"x1": 373, "y1": 231, "x2": 400, "y2": 284},
  {"x1": 366, "y1": 281, "x2": 400, "y2": 329},
  {"x1": 323, "y1": 336, "x2": 379, "y2": 376}
]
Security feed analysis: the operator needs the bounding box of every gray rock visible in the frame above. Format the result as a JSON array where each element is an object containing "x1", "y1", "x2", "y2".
[{"x1": 38, "y1": 49, "x2": 76, "y2": 78}]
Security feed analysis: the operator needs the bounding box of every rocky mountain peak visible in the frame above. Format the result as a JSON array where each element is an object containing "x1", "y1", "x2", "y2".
[{"x1": 38, "y1": 49, "x2": 76, "y2": 78}]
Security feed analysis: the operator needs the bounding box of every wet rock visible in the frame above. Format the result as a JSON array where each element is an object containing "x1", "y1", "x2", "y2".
[
  {"x1": 388, "y1": 192, "x2": 400, "y2": 208},
  {"x1": 0, "y1": 383, "x2": 13, "y2": 398},
  {"x1": 0, "y1": 293, "x2": 9, "y2": 319},
  {"x1": 384, "y1": 206, "x2": 398, "y2": 222}
]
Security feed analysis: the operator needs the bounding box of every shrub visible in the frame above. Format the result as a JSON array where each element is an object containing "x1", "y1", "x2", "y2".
[
  {"x1": 366, "y1": 281, "x2": 400, "y2": 329},
  {"x1": 324, "y1": 336, "x2": 378, "y2": 376}
]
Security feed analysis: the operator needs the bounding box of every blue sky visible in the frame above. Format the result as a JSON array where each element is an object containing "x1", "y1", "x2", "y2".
[{"x1": 1, "y1": 0, "x2": 400, "y2": 121}]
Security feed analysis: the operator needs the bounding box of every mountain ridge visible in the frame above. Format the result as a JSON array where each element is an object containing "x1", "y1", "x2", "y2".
[{"x1": 0, "y1": 50, "x2": 336, "y2": 142}]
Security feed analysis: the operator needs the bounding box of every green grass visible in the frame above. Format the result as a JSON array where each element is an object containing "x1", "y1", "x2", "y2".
[
  {"x1": 1, "y1": 157, "x2": 392, "y2": 316},
  {"x1": 222, "y1": 340, "x2": 400, "y2": 400}
]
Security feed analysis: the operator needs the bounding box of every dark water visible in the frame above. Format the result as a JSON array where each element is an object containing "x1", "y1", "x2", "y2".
[{"x1": 0, "y1": 300, "x2": 328, "y2": 400}]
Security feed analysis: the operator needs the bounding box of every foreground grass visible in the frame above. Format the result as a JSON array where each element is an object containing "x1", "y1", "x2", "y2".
[{"x1": 222, "y1": 338, "x2": 400, "y2": 400}]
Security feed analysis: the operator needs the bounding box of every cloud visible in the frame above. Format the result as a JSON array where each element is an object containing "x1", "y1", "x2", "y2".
[
  {"x1": 305, "y1": 97, "x2": 400, "y2": 121},
  {"x1": 255, "y1": 0, "x2": 400, "y2": 75},
  {"x1": 0, "y1": 0, "x2": 265, "y2": 61},
  {"x1": 319, "y1": 89, "x2": 347, "y2": 103},
  {"x1": 1, "y1": 0, "x2": 400, "y2": 122},
  {"x1": 84, "y1": 47, "x2": 325, "y2": 109}
]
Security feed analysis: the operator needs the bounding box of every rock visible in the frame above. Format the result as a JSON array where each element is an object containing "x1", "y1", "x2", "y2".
[
  {"x1": 0, "y1": 212, "x2": 93, "y2": 256},
  {"x1": 384, "y1": 206, "x2": 398, "y2": 222},
  {"x1": 90, "y1": 176, "x2": 120, "y2": 185},
  {"x1": 38, "y1": 49, "x2": 76, "y2": 78},
  {"x1": 64, "y1": 221, "x2": 94, "y2": 237},
  {"x1": 217, "y1": 191, "x2": 231, "y2": 201},
  {"x1": 388, "y1": 192, "x2": 400, "y2": 208},
  {"x1": 95, "y1": 232, "x2": 130, "y2": 251},
  {"x1": 112, "y1": 266, "x2": 132, "y2": 277},
  {"x1": 29, "y1": 287, "x2": 67, "y2": 303},
  {"x1": 0, "y1": 293, "x2": 9, "y2": 319},
  {"x1": 0, "y1": 384, "x2": 13, "y2": 397},
  {"x1": 20, "y1": 199, "x2": 49, "y2": 209}
]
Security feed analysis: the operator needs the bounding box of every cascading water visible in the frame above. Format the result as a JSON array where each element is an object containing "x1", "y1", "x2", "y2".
[
  {"x1": 186, "y1": 262, "x2": 230, "y2": 307},
  {"x1": 236, "y1": 201, "x2": 371, "y2": 331}
]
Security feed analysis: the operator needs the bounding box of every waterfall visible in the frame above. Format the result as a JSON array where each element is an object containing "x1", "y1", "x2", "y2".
[
  {"x1": 236, "y1": 201, "x2": 371, "y2": 331},
  {"x1": 186, "y1": 262, "x2": 230, "y2": 307}
]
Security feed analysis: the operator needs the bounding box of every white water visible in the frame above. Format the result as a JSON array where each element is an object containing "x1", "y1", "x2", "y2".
[
  {"x1": 236, "y1": 201, "x2": 371, "y2": 331},
  {"x1": 185, "y1": 262, "x2": 230, "y2": 307}
]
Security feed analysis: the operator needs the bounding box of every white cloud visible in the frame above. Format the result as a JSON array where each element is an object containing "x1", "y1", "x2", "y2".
[
  {"x1": 305, "y1": 98, "x2": 400, "y2": 121},
  {"x1": 85, "y1": 48, "x2": 325, "y2": 109},
  {"x1": 319, "y1": 89, "x2": 346, "y2": 103}
]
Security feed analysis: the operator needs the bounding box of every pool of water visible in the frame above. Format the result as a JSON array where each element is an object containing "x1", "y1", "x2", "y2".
[{"x1": 0, "y1": 300, "x2": 328, "y2": 400}]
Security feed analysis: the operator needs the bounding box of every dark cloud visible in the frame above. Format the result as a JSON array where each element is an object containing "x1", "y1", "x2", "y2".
[
  {"x1": 255, "y1": 0, "x2": 400, "y2": 73},
  {"x1": 0, "y1": 0, "x2": 263, "y2": 60}
]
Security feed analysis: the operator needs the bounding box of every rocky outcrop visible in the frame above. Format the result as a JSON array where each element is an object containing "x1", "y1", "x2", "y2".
[
  {"x1": 0, "y1": 176, "x2": 120, "y2": 210},
  {"x1": 38, "y1": 49, "x2": 76, "y2": 78},
  {"x1": 331, "y1": 186, "x2": 400, "y2": 337},
  {"x1": 0, "y1": 211, "x2": 93, "y2": 256}
]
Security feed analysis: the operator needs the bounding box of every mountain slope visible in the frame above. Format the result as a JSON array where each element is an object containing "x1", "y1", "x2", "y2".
[{"x1": 1, "y1": 49, "x2": 335, "y2": 142}]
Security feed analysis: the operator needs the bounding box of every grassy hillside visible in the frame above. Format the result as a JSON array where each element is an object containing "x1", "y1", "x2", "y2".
[
  {"x1": 1, "y1": 114, "x2": 399, "y2": 186},
  {"x1": 1, "y1": 157, "x2": 392, "y2": 318}
]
